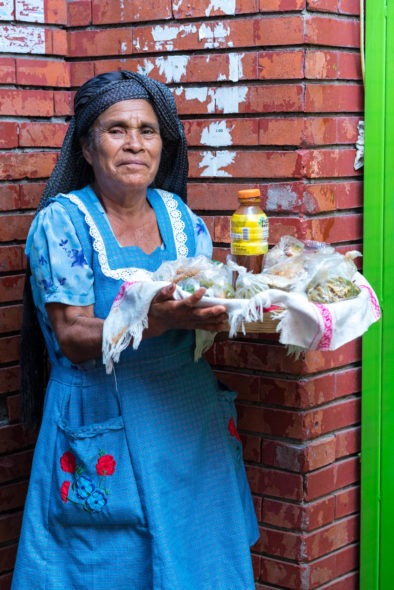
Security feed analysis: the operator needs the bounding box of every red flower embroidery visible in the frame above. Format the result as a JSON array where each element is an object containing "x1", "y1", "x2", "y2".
[
  {"x1": 228, "y1": 417, "x2": 241, "y2": 441},
  {"x1": 60, "y1": 480, "x2": 71, "y2": 503},
  {"x1": 60, "y1": 450, "x2": 77, "y2": 473},
  {"x1": 96, "y1": 454, "x2": 116, "y2": 476}
]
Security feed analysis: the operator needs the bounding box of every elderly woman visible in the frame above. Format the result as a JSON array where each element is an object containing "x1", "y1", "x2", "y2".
[{"x1": 12, "y1": 71, "x2": 258, "y2": 589}]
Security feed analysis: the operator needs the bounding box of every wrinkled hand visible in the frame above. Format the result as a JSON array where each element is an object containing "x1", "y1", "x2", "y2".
[{"x1": 146, "y1": 284, "x2": 228, "y2": 338}]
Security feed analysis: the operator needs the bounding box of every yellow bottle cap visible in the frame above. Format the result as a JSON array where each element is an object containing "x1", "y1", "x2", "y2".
[{"x1": 238, "y1": 188, "x2": 261, "y2": 200}]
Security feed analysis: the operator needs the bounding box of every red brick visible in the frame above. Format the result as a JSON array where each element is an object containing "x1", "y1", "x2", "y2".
[
  {"x1": 69, "y1": 61, "x2": 95, "y2": 87},
  {"x1": 0, "y1": 482, "x2": 28, "y2": 512},
  {"x1": 258, "y1": 16, "x2": 304, "y2": 45},
  {"x1": 304, "y1": 514, "x2": 359, "y2": 560},
  {"x1": 308, "y1": 213, "x2": 362, "y2": 243},
  {"x1": 0, "y1": 214, "x2": 33, "y2": 242},
  {"x1": 249, "y1": 84, "x2": 304, "y2": 113},
  {"x1": 260, "y1": 0, "x2": 306, "y2": 9},
  {"x1": 173, "y1": 0, "x2": 258, "y2": 19},
  {"x1": 49, "y1": 29, "x2": 68, "y2": 56},
  {"x1": 0, "y1": 450, "x2": 33, "y2": 484},
  {"x1": 255, "y1": 526, "x2": 303, "y2": 560},
  {"x1": 0, "y1": 123, "x2": 18, "y2": 149},
  {"x1": 0, "y1": 246, "x2": 25, "y2": 273},
  {"x1": 307, "y1": 0, "x2": 338, "y2": 11},
  {"x1": 214, "y1": 370, "x2": 261, "y2": 401},
  {"x1": 264, "y1": 496, "x2": 336, "y2": 532},
  {"x1": 247, "y1": 465, "x2": 304, "y2": 500},
  {"x1": 259, "y1": 50, "x2": 304, "y2": 80},
  {"x1": 68, "y1": 28, "x2": 132, "y2": 57},
  {"x1": 0, "y1": 513, "x2": 22, "y2": 544},
  {"x1": 189, "y1": 150, "x2": 301, "y2": 181},
  {"x1": 0, "y1": 90, "x2": 54, "y2": 117},
  {"x1": 0, "y1": 336, "x2": 20, "y2": 364},
  {"x1": 0, "y1": 545, "x2": 17, "y2": 577},
  {"x1": 335, "y1": 485, "x2": 359, "y2": 518},
  {"x1": 0, "y1": 58, "x2": 16, "y2": 84},
  {"x1": 306, "y1": 83, "x2": 363, "y2": 113},
  {"x1": 0, "y1": 153, "x2": 57, "y2": 181},
  {"x1": 319, "y1": 571, "x2": 359, "y2": 589},
  {"x1": 0, "y1": 305, "x2": 22, "y2": 333},
  {"x1": 92, "y1": 0, "x2": 171, "y2": 24},
  {"x1": 45, "y1": 0, "x2": 68, "y2": 24},
  {"x1": 67, "y1": 0, "x2": 92, "y2": 26},
  {"x1": 242, "y1": 434, "x2": 262, "y2": 462},
  {"x1": 335, "y1": 426, "x2": 360, "y2": 458},
  {"x1": 261, "y1": 555, "x2": 307, "y2": 589},
  {"x1": 16, "y1": 59, "x2": 70, "y2": 87},
  {"x1": 306, "y1": 15, "x2": 360, "y2": 48},
  {"x1": 0, "y1": 424, "x2": 37, "y2": 455},
  {"x1": 19, "y1": 183, "x2": 46, "y2": 209},
  {"x1": 309, "y1": 543, "x2": 359, "y2": 587},
  {"x1": 6, "y1": 394, "x2": 21, "y2": 423},
  {"x1": 302, "y1": 181, "x2": 362, "y2": 213},
  {"x1": 54, "y1": 90, "x2": 73, "y2": 116},
  {"x1": 305, "y1": 456, "x2": 359, "y2": 500},
  {"x1": 184, "y1": 118, "x2": 259, "y2": 148},
  {"x1": 301, "y1": 148, "x2": 361, "y2": 178},
  {"x1": 19, "y1": 122, "x2": 67, "y2": 148},
  {"x1": 259, "y1": 118, "x2": 304, "y2": 146},
  {"x1": 339, "y1": 0, "x2": 359, "y2": 15},
  {"x1": 0, "y1": 276, "x2": 25, "y2": 304}
]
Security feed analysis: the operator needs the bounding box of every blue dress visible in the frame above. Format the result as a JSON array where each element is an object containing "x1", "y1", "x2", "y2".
[{"x1": 12, "y1": 186, "x2": 259, "y2": 590}]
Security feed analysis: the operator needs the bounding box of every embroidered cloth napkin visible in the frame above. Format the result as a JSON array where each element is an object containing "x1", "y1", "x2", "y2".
[{"x1": 102, "y1": 271, "x2": 380, "y2": 373}]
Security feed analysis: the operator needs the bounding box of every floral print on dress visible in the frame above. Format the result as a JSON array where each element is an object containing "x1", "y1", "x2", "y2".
[
  {"x1": 59, "y1": 238, "x2": 88, "y2": 267},
  {"x1": 59, "y1": 449, "x2": 116, "y2": 513}
]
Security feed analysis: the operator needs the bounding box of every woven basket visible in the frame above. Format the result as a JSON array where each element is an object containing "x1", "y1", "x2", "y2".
[{"x1": 225, "y1": 309, "x2": 281, "y2": 334}]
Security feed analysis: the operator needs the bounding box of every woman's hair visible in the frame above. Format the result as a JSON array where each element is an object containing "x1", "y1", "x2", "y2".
[{"x1": 21, "y1": 71, "x2": 189, "y2": 428}]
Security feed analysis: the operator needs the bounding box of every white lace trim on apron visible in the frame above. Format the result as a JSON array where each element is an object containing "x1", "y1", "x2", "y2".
[{"x1": 62, "y1": 189, "x2": 188, "y2": 281}]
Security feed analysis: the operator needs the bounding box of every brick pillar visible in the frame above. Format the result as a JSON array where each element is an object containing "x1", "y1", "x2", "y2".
[{"x1": 0, "y1": 1, "x2": 363, "y2": 588}]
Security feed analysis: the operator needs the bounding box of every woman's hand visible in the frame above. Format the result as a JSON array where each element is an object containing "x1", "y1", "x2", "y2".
[{"x1": 145, "y1": 283, "x2": 229, "y2": 338}]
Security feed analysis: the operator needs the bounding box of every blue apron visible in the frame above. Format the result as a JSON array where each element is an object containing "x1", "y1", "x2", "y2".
[{"x1": 12, "y1": 186, "x2": 258, "y2": 590}]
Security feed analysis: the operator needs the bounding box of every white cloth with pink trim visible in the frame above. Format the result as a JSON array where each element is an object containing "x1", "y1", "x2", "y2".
[{"x1": 102, "y1": 271, "x2": 380, "y2": 372}]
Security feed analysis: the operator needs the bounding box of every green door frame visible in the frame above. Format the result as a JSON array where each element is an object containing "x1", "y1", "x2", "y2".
[{"x1": 361, "y1": 1, "x2": 394, "y2": 588}]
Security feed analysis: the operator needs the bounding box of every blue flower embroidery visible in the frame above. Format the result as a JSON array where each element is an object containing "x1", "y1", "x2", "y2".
[
  {"x1": 38, "y1": 255, "x2": 47, "y2": 266},
  {"x1": 84, "y1": 489, "x2": 108, "y2": 512},
  {"x1": 59, "y1": 449, "x2": 116, "y2": 515},
  {"x1": 74, "y1": 475, "x2": 95, "y2": 500}
]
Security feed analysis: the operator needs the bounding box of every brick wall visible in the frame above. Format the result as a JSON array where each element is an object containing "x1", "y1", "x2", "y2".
[{"x1": 0, "y1": 1, "x2": 363, "y2": 588}]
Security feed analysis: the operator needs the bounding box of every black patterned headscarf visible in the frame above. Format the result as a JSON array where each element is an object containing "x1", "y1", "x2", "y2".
[{"x1": 21, "y1": 71, "x2": 189, "y2": 428}]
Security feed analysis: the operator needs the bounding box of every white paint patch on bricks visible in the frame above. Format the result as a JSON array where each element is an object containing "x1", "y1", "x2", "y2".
[
  {"x1": 156, "y1": 55, "x2": 189, "y2": 83},
  {"x1": 206, "y1": 0, "x2": 236, "y2": 17},
  {"x1": 137, "y1": 59, "x2": 155, "y2": 76},
  {"x1": 151, "y1": 24, "x2": 197, "y2": 51},
  {"x1": 198, "y1": 150, "x2": 235, "y2": 177},
  {"x1": 15, "y1": 0, "x2": 45, "y2": 23},
  {"x1": 0, "y1": 24, "x2": 45, "y2": 53},
  {"x1": 214, "y1": 86, "x2": 248, "y2": 113},
  {"x1": 198, "y1": 22, "x2": 232, "y2": 49},
  {"x1": 228, "y1": 53, "x2": 244, "y2": 82},
  {"x1": 0, "y1": 0, "x2": 14, "y2": 20},
  {"x1": 266, "y1": 185, "x2": 299, "y2": 212},
  {"x1": 181, "y1": 86, "x2": 209, "y2": 103},
  {"x1": 201, "y1": 121, "x2": 234, "y2": 147}
]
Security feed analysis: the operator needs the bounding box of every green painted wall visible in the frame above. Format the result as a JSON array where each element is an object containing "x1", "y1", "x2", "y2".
[{"x1": 361, "y1": 1, "x2": 394, "y2": 588}]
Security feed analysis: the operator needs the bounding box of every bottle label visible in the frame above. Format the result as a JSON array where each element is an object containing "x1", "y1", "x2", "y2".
[{"x1": 230, "y1": 212, "x2": 268, "y2": 255}]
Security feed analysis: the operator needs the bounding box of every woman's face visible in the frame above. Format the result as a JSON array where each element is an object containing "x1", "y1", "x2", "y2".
[{"x1": 82, "y1": 99, "x2": 163, "y2": 197}]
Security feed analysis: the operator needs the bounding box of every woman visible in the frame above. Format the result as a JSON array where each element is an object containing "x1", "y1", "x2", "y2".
[{"x1": 12, "y1": 71, "x2": 259, "y2": 590}]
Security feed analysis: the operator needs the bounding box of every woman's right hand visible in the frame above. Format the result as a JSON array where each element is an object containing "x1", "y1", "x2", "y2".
[{"x1": 145, "y1": 283, "x2": 228, "y2": 338}]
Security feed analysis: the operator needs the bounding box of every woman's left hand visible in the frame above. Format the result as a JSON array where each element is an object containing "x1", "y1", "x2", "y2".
[{"x1": 145, "y1": 284, "x2": 228, "y2": 337}]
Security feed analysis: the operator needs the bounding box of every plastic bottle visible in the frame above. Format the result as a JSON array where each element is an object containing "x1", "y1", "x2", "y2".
[{"x1": 230, "y1": 188, "x2": 268, "y2": 274}]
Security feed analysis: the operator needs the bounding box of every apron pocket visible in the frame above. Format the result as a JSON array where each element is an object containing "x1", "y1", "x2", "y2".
[{"x1": 49, "y1": 414, "x2": 147, "y2": 529}]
